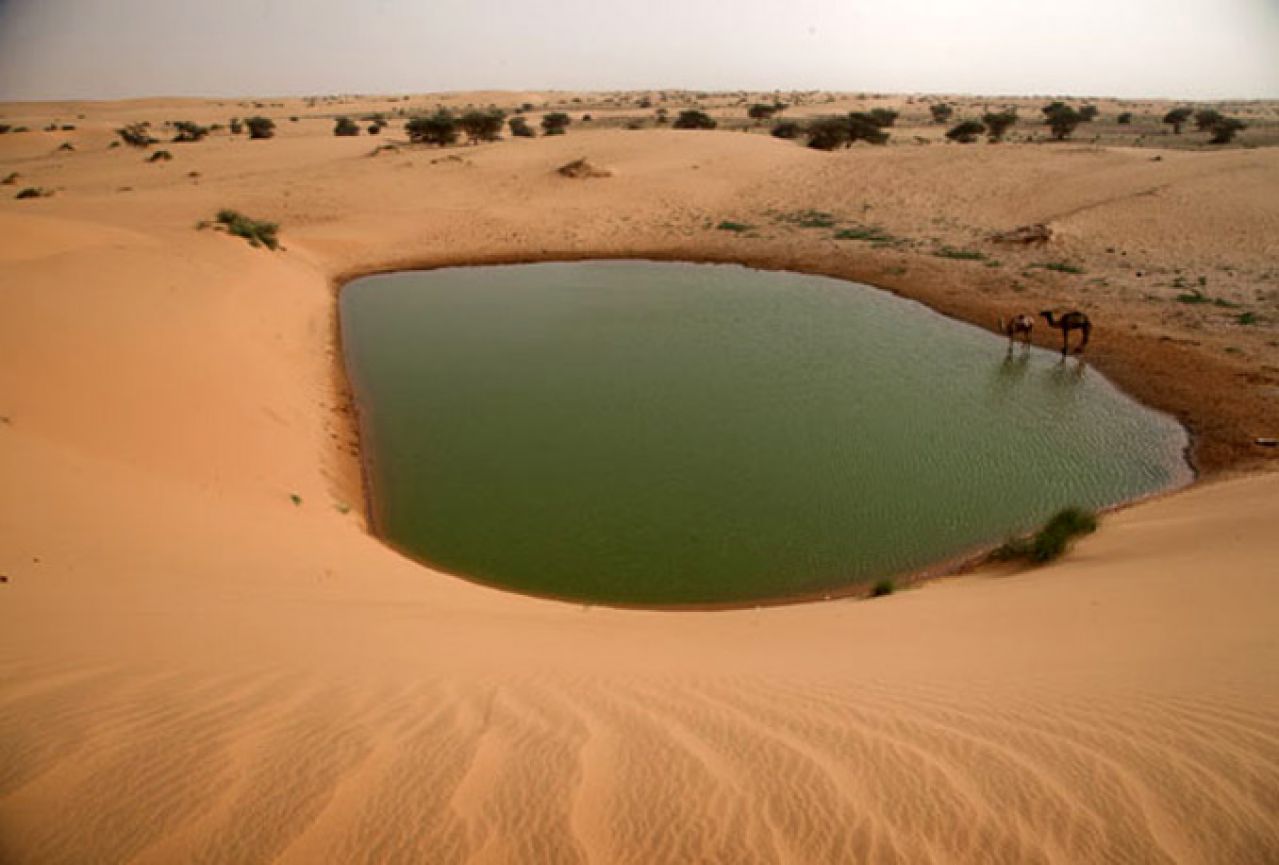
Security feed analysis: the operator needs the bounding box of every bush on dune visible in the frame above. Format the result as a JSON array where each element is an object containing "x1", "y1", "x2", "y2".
[
  {"x1": 203, "y1": 209, "x2": 281, "y2": 250},
  {"x1": 993, "y1": 507, "x2": 1098, "y2": 565}
]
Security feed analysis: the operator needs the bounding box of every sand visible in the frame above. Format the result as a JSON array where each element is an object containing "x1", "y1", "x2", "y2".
[{"x1": 1, "y1": 92, "x2": 1278, "y2": 863}]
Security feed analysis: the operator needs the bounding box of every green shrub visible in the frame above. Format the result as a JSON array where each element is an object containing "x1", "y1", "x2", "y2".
[
  {"x1": 946, "y1": 120, "x2": 985, "y2": 143},
  {"x1": 406, "y1": 110, "x2": 459, "y2": 145},
  {"x1": 673, "y1": 109, "x2": 717, "y2": 129},
  {"x1": 995, "y1": 507, "x2": 1098, "y2": 564},
  {"x1": 508, "y1": 116, "x2": 535, "y2": 137},
  {"x1": 1206, "y1": 116, "x2": 1246, "y2": 145},
  {"x1": 1079, "y1": 104, "x2": 1099, "y2": 122},
  {"x1": 935, "y1": 246, "x2": 986, "y2": 260},
  {"x1": 869, "y1": 579, "x2": 895, "y2": 598},
  {"x1": 172, "y1": 121, "x2": 209, "y2": 142},
  {"x1": 116, "y1": 123, "x2": 156, "y2": 147},
  {"x1": 541, "y1": 112, "x2": 571, "y2": 135},
  {"x1": 982, "y1": 110, "x2": 1017, "y2": 142},
  {"x1": 1162, "y1": 107, "x2": 1192, "y2": 134},
  {"x1": 211, "y1": 209, "x2": 280, "y2": 250},
  {"x1": 1193, "y1": 109, "x2": 1222, "y2": 131},
  {"x1": 1238, "y1": 312, "x2": 1258, "y2": 325},
  {"x1": 716, "y1": 220, "x2": 753, "y2": 233},
  {"x1": 1117, "y1": 112, "x2": 1133, "y2": 125},
  {"x1": 771, "y1": 120, "x2": 802, "y2": 139},
  {"x1": 1036, "y1": 261, "x2": 1084, "y2": 274},
  {"x1": 929, "y1": 103, "x2": 953, "y2": 123},
  {"x1": 244, "y1": 116, "x2": 275, "y2": 139},
  {"x1": 867, "y1": 108, "x2": 898, "y2": 128},
  {"x1": 459, "y1": 109, "x2": 505, "y2": 143},
  {"x1": 1042, "y1": 102, "x2": 1083, "y2": 140},
  {"x1": 780, "y1": 209, "x2": 837, "y2": 229},
  {"x1": 334, "y1": 117, "x2": 361, "y2": 136},
  {"x1": 833, "y1": 225, "x2": 893, "y2": 242},
  {"x1": 15, "y1": 187, "x2": 49, "y2": 199}
]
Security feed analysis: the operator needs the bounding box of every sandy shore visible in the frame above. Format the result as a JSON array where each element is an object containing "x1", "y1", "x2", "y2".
[{"x1": 1, "y1": 92, "x2": 1278, "y2": 863}]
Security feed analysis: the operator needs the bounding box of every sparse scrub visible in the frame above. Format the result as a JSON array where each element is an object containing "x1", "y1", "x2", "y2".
[
  {"x1": 834, "y1": 225, "x2": 894, "y2": 243},
  {"x1": 406, "y1": 110, "x2": 459, "y2": 145},
  {"x1": 747, "y1": 103, "x2": 778, "y2": 122},
  {"x1": 172, "y1": 121, "x2": 209, "y2": 142},
  {"x1": 1238, "y1": 312, "x2": 1258, "y2": 325},
  {"x1": 459, "y1": 109, "x2": 505, "y2": 143},
  {"x1": 929, "y1": 103, "x2": 953, "y2": 123},
  {"x1": 946, "y1": 120, "x2": 985, "y2": 143},
  {"x1": 771, "y1": 120, "x2": 802, "y2": 139},
  {"x1": 508, "y1": 116, "x2": 535, "y2": 137},
  {"x1": 334, "y1": 117, "x2": 361, "y2": 136},
  {"x1": 982, "y1": 110, "x2": 1017, "y2": 142},
  {"x1": 206, "y1": 209, "x2": 280, "y2": 250},
  {"x1": 244, "y1": 116, "x2": 275, "y2": 139},
  {"x1": 778, "y1": 209, "x2": 837, "y2": 229},
  {"x1": 673, "y1": 109, "x2": 717, "y2": 130},
  {"x1": 540, "y1": 112, "x2": 571, "y2": 135},
  {"x1": 993, "y1": 507, "x2": 1098, "y2": 564},
  {"x1": 116, "y1": 123, "x2": 156, "y2": 147}
]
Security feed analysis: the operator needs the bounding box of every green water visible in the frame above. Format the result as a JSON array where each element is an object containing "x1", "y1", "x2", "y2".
[{"x1": 340, "y1": 261, "x2": 1191, "y2": 605}]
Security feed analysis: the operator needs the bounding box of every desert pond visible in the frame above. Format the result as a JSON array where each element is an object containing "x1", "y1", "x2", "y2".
[{"x1": 341, "y1": 261, "x2": 1192, "y2": 605}]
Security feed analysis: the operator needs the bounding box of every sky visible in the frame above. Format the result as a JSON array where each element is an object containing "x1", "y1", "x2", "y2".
[{"x1": 0, "y1": 0, "x2": 1276, "y2": 101}]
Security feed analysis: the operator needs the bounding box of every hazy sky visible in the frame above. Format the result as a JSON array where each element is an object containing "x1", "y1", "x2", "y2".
[{"x1": 1, "y1": 0, "x2": 1276, "y2": 101}]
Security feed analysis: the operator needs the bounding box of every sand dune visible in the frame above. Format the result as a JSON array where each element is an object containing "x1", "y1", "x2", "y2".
[{"x1": 1, "y1": 93, "x2": 1277, "y2": 863}]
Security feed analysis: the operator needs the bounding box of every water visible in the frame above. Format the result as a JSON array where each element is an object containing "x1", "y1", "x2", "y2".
[{"x1": 340, "y1": 261, "x2": 1191, "y2": 605}]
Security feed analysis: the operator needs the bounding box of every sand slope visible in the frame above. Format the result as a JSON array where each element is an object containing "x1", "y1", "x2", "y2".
[{"x1": 1, "y1": 95, "x2": 1278, "y2": 863}]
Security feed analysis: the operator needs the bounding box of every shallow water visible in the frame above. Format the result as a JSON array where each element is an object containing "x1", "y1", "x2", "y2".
[{"x1": 341, "y1": 261, "x2": 1191, "y2": 605}]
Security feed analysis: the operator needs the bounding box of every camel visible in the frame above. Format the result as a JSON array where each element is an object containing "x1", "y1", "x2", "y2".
[
  {"x1": 998, "y1": 314, "x2": 1035, "y2": 346},
  {"x1": 1040, "y1": 309, "x2": 1092, "y2": 355}
]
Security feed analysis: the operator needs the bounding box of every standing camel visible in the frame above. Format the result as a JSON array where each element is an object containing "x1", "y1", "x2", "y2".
[
  {"x1": 998, "y1": 314, "x2": 1035, "y2": 346},
  {"x1": 1039, "y1": 309, "x2": 1092, "y2": 355}
]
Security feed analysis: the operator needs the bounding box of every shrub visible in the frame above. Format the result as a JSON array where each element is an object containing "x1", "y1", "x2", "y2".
[
  {"x1": 541, "y1": 111, "x2": 571, "y2": 135},
  {"x1": 1, "y1": 171, "x2": 18, "y2": 185},
  {"x1": 806, "y1": 117, "x2": 849, "y2": 150},
  {"x1": 459, "y1": 108, "x2": 505, "y2": 143},
  {"x1": 147, "y1": 150, "x2": 173, "y2": 162},
  {"x1": 1079, "y1": 104, "x2": 1099, "y2": 122},
  {"x1": 771, "y1": 120, "x2": 802, "y2": 139},
  {"x1": 57, "y1": 142, "x2": 75, "y2": 152},
  {"x1": 867, "y1": 108, "x2": 898, "y2": 128},
  {"x1": 334, "y1": 117, "x2": 361, "y2": 136},
  {"x1": 0, "y1": 124, "x2": 10, "y2": 134},
  {"x1": 116, "y1": 123, "x2": 156, "y2": 147},
  {"x1": 1162, "y1": 107, "x2": 1192, "y2": 134},
  {"x1": 244, "y1": 116, "x2": 275, "y2": 139},
  {"x1": 1117, "y1": 112, "x2": 1133, "y2": 124},
  {"x1": 673, "y1": 109, "x2": 717, "y2": 129},
  {"x1": 946, "y1": 120, "x2": 985, "y2": 143},
  {"x1": 994, "y1": 507, "x2": 1098, "y2": 564},
  {"x1": 1042, "y1": 102, "x2": 1083, "y2": 140},
  {"x1": 748, "y1": 103, "x2": 778, "y2": 122},
  {"x1": 929, "y1": 103, "x2": 953, "y2": 123},
  {"x1": 406, "y1": 110, "x2": 459, "y2": 146},
  {"x1": 1193, "y1": 109, "x2": 1222, "y2": 132},
  {"x1": 982, "y1": 110, "x2": 1017, "y2": 142},
  {"x1": 211, "y1": 209, "x2": 280, "y2": 250},
  {"x1": 716, "y1": 220, "x2": 753, "y2": 232},
  {"x1": 869, "y1": 579, "x2": 895, "y2": 597},
  {"x1": 172, "y1": 121, "x2": 209, "y2": 142},
  {"x1": 229, "y1": 118, "x2": 244, "y2": 135},
  {"x1": 15, "y1": 187, "x2": 49, "y2": 199},
  {"x1": 508, "y1": 116, "x2": 535, "y2": 137},
  {"x1": 1206, "y1": 116, "x2": 1246, "y2": 144},
  {"x1": 935, "y1": 246, "x2": 986, "y2": 260}
]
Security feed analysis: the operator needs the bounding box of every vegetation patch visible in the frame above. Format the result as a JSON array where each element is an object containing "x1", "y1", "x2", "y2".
[
  {"x1": 776, "y1": 209, "x2": 837, "y2": 229},
  {"x1": 15, "y1": 187, "x2": 52, "y2": 200},
  {"x1": 935, "y1": 246, "x2": 986, "y2": 261},
  {"x1": 202, "y1": 209, "x2": 281, "y2": 250},
  {"x1": 992, "y1": 507, "x2": 1098, "y2": 564},
  {"x1": 869, "y1": 579, "x2": 895, "y2": 598},
  {"x1": 833, "y1": 224, "x2": 895, "y2": 243},
  {"x1": 716, "y1": 220, "x2": 754, "y2": 233},
  {"x1": 1034, "y1": 261, "x2": 1084, "y2": 274}
]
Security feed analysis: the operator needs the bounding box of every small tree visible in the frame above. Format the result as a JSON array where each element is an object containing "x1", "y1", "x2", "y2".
[
  {"x1": 1117, "y1": 111, "x2": 1133, "y2": 125},
  {"x1": 867, "y1": 108, "x2": 898, "y2": 128},
  {"x1": 1162, "y1": 107, "x2": 1192, "y2": 134},
  {"x1": 116, "y1": 123, "x2": 156, "y2": 148},
  {"x1": 929, "y1": 103, "x2": 953, "y2": 124},
  {"x1": 805, "y1": 117, "x2": 848, "y2": 150},
  {"x1": 1193, "y1": 109, "x2": 1223, "y2": 132},
  {"x1": 229, "y1": 118, "x2": 244, "y2": 135},
  {"x1": 244, "y1": 116, "x2": 275, "y2": 139},
  {"x1": 771, "y1": 120, "x2": 802, "y2": 139},
  {"x1": 459, "y1": 109, "x2": 505, "y2": 143},
  {"x1": 1042, "y1": 102, "x2": 1082, "y2": 140},
  {"x1": 541, "y1": 112, "x2": 571, "y2": 135},
  {"x1": 334, "y1": 117, "x2": 361, "y2": 136},
  {"x1": 172, "y1": 121, "x2": 209, "y2": 142},
  {"x1": 747, "y1": 103, "x2": 777, "y2": 123},
  {"x1": 673, "y1": 109, "x2": 717, "y2": 129},
  {"x1": 946, "y1": 120, "x2": 986, "y2": 143},
  {"x1": 1206, "y1": 116, "x2": 1246, "y2": 144},
  {"x1": 405, "y1": 110, "x2": 458, "y2": 146},
  {"x1": 1079, "y1": 104, "x2": 1099, "y2": 122},
  {"x1": 508, "y1": 116, "x2": 535, "y2": 138},
  {"x1": 982, "y1": 110, "x2": 1017, "y2": 142},
  {"x1": 846, "y1": 112, "x2": 890, "y2": 144}
]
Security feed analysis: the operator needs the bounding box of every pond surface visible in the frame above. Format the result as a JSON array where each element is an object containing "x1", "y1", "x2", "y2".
[{"x1": 341, "y1": 261, "x2": 1191, "y2": 605}]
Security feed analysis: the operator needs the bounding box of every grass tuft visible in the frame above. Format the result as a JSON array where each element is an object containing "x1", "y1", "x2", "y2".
[{"x1": 212, "y1": 209, "x2": 280, "y2": 250}]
